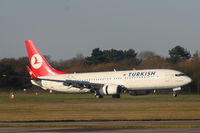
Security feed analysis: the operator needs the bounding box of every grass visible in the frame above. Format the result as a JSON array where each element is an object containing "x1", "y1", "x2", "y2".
[
  {"x1": 0, "y1": 93, "x2": 199, "y2": 127},
  {"x1": 0, "y1": 93, "x2": 200, "y2": 103},
  {"x1": 0, "y1": 102, "x2": 200, "y2": 121}
]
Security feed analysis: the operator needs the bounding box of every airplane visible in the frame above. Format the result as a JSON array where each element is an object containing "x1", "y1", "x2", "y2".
[{"x1": 25, "y1": 40, "x2": 192, "y2": 98}]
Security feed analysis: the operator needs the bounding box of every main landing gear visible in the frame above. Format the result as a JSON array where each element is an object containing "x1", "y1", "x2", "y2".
[
  {"x1": 94, "y1": 92, "x2": 121, "y2": 99},
  {"x1": 95, "y1": 94, "x2": 121, "y2": 99},
  {"x1": 95, "y1": 94, "x2": 103, "y2": 99},
  {"x1": 94, "y1": 91, "x2": 103, "y2": 99}
]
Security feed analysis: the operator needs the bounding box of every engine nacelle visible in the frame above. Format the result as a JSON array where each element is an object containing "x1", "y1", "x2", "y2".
[{"x1": 99, "y1": 84, "x2": 122, "y2": 96}]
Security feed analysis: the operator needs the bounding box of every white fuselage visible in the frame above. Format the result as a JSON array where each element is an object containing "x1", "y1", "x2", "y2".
[{"x1": 31, "y1": 69, "x2": 192, "y2": 93}]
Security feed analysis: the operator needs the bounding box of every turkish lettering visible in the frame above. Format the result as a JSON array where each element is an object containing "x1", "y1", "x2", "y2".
[{"x1": 129, "y1": 71, "x2": 156, "y2": 77}]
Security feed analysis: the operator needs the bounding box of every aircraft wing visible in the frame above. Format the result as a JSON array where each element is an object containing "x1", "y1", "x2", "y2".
[
  {"x1": 64, "y1": 79, "x2": 103, "y2": 88},
  {"x1": 38, "y1": 78, "x2": 104, "y2": 89}
]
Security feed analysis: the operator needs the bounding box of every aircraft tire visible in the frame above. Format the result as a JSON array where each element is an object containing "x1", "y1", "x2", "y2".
[
  {"x1": 95, "y1": 95, "x2": 103, "y2": 99},
  {"x1": 173, "y1": 92, "x2": 177, "y2": 97}
]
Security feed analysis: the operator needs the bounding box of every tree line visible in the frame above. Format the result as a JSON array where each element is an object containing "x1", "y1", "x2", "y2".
[{"x1": 0, "y1": 45, "x2": 199, "y2": 93}]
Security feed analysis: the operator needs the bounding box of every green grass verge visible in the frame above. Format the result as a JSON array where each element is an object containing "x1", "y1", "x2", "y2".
[
  {"x1": 0, "y1": 93, "x2": 200, "y2": 103},
  {"x1": 0, "y1": 93, "x2": 199, "y2": 122}
]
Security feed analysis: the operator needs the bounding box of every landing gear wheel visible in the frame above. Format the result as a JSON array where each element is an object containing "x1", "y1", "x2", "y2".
[
  {"x1": 112, "y1": 94, "x2": 120, "y2": 99},
  {"x1": 173, "y1": 92, "x2": 177, "y2": 97},
  {"x1": 95, "y1": 95, "x2": 103, "y2": 99}
]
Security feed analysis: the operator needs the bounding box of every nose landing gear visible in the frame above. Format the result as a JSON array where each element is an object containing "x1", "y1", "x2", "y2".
[
  {"x1": 173, "y1": 91, "x2": 177, "y2": 97},
  {"x1": 172, "y1": 87, "x2": 181, "y2": 97}
]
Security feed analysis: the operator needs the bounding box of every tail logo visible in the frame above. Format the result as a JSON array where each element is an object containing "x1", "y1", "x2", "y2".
[{"x1": 31, "y1": 54, "x2": 43, "y2": 69}]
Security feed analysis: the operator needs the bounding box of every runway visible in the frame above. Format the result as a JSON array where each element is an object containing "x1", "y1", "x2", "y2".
[
  {"x1": 0, "y1": 120, "x2": 200, "y2": 133},
  {"x1": 0, "y1": 120, "x2": 200, "y2": 125},
  {"x1": 0, "y1": 127, "x2": 200, "y2": 133}
]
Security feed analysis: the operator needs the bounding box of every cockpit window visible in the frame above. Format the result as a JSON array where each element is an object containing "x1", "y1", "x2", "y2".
[{"x1": 175, "y1": 73, "x2": 185, "y2": 76}]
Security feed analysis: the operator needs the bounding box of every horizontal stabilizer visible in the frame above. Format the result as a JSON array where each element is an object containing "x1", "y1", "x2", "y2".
[{"x1": 26, "y1": 65, "x2": 37, "y2": 79}]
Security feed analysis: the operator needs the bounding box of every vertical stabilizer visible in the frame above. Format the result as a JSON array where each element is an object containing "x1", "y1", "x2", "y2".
[{"x1": 25, "y1": 40, "x2": 67, "y2": 77}]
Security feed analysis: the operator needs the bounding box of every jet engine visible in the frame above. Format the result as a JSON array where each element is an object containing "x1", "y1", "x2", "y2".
[{"x1": 99, "y1": 84, "x2": 122, "y2": 96}]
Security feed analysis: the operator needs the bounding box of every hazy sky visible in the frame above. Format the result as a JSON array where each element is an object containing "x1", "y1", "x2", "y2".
[{"x1": 0, "y1": 0, "x2": 199, "y2": 60}]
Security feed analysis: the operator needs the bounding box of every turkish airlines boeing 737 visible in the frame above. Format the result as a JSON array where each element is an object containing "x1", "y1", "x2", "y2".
[{"x1": 25, "y1": 40, "x2": 192, "y2": 98}]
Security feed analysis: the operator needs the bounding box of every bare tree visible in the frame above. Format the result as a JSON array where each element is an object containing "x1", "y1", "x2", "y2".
[{"x1": 137, "y1": 51, "x2": 156, "y2": 61}]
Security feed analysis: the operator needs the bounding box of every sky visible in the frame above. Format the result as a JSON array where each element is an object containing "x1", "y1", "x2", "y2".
[{"x1": 0, "y1": 0, "x2": 200, "y2": 60}]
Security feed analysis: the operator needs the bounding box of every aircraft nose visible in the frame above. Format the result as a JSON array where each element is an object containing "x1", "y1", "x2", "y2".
[{"x1": 185, "y1": 76, "x2": 192, "y2": 84}]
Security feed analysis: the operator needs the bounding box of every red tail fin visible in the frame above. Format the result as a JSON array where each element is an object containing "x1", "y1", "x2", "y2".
[{"x1": 25, "y1": 40, "x2": 67, "y2": 77}]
